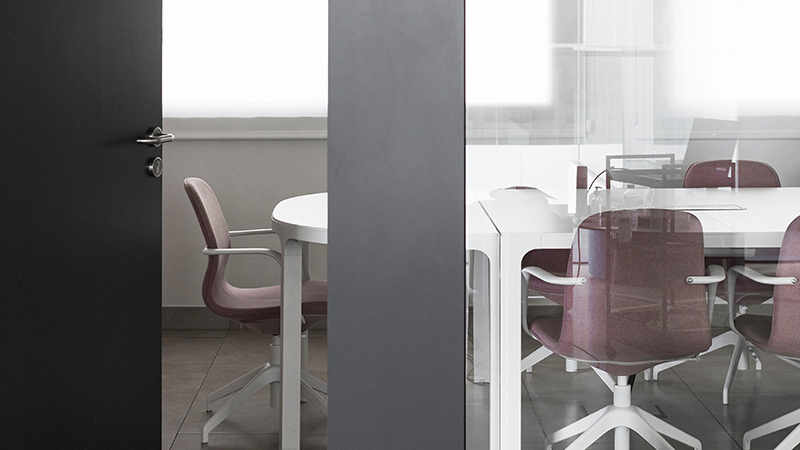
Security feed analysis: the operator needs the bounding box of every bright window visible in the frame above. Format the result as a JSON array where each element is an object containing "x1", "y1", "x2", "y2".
[
  {"x1": 465, "y1": 0, "x2": 552, "y2": 107},
  {"x1": 162, "y1": 0, "x2": 327, "y2": 118},
  {"x1": 672, "y1": 0, "x2": 800, "y2": 106}
]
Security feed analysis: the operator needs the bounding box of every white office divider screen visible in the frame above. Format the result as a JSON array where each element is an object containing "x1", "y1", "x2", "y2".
[{"x1": 465, "y1": 1, "x2": 800, "y2": 449}]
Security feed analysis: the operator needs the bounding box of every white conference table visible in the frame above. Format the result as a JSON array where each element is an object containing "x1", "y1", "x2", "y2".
[
  {"x1": 270, "y1": 191, "x2": 502, "y2": 449},
  {"x1": 270, "y1": 187, "x2": 800, "y2": 450},
  {"x1": 476, "y1": 186, "x2": 800, "y2": 450},
  {"x1": 467, "y1": 191, "x2": 501, "y2": 386},
  {"x1": 271, "y1": 192, "x2": 327, "y2": 450}
]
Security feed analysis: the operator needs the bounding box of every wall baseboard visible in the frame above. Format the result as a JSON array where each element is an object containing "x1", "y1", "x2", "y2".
[{"x1": 162, "y1": 306, "x2": 327, "y2": 330}]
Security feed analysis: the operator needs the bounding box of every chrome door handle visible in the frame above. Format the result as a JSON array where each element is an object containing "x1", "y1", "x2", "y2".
[{"x1": 136, "y1": 127, "x2": 174, "y2": 147}]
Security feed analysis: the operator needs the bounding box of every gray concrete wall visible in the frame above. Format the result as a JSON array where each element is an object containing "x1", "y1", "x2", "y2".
[{"x1": 328, "y1": 0, "x2": 465, "y2": 448}]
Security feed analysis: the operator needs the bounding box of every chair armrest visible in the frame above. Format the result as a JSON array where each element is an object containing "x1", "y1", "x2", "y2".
[
  {"x1": 203, "y1": 247, "x2": 282, "y2": 264},
  {"x1": 686, "y1": 264, "x2": 726, "y2": 285},
  {"x1": 728, "y1": 265, "x2": 797, "y2": 286},
  {"x1": 520, "y1": 267, "x2": 584, "y2": 339},
  {"x1": 522, "y1": 266, "x2": 587, "y2": 286},
  {"x1": 229, "y1": 228, "x2": 275, "y2": 237},
  {"x1": 687, "y1": 265, "x2": 725, "y2": 323},
  {"x1": 726, "y1": 265, "x2": 795, "y2": 331}
]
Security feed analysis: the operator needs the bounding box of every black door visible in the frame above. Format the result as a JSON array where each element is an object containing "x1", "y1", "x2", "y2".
[{"x1": 1, "y1": 2, "x2": 161, "y2": 447}]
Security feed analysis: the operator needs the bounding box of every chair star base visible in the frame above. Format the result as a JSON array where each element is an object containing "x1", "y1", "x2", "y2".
[
  {"x1": 202, "y1": 333, "x2": 328, "y2": 444},
  {"x1": 546, "y1": 376, "x2": 701, "y2": 450},
  {"x1": 744, "y1": 408, "x2": 800, "y2": 450},
  {"x1": 649, "y1": 329, "x2": 763, "y2": 406}
]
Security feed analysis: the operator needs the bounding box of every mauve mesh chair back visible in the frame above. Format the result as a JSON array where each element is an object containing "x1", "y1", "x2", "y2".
[
  {"x1": 683, "y1": 160, "x2": 781, "y2": 188},
  {"x1": 767, "y1": 216, "x2": 800, "y2": 358},
  {"x1": 556, "y1": 209, "x2": 712, "y2": 371},
  {"x1": 685, "y1": 160, "x2": 781, "y2": 306},
  {"x1": 183, "y1": 177, "x2": 236, "y2": 317},
  {"x1": 522, "y1": 249, "x2": 570, "y2": 303}
]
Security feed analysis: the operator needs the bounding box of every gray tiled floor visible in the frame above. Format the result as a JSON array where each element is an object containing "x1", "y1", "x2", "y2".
[
  {"x1": 164, "y1": 327, "x2": 799, "y2": 450},
  {"x1": 466, "y1": 326, "x2": 800, "y2": 450},
  {"x1": 162, "y1": 329, "x2": 328, "y2": 450}
]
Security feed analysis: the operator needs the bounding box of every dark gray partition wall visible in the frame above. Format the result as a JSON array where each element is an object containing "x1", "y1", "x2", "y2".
[{"x1": 327, "y1": 1, "x2": 465, "y2": 448}]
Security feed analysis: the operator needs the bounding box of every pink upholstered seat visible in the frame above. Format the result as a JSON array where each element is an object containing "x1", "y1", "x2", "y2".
[
  {"x1": 733, "y1": 216, "x2": 800, "y2": 359},
  {"x1": 184, "y1": 177, "x2": 327, "y2": 335},
  {"x1": 532, "y1": 210, "x2": 719, "y2": 450},
  {"x1": 684, "y1": 159, "x2": 781, "y2": 308},
  {"x1": 733, "y1": 315, "x2": 771, "y2": 347},
  {"x1": 521, "y1": 249, "x2": 570, "y2": 304},
  {"x1": 731, "y1": 216, "x2": 800, "y2": 450},
  {"x1": 528, "y1": 209, "x2": 713, "y2": 376}
]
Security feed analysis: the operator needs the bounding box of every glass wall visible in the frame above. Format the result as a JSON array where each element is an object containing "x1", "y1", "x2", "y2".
[{"x1": 466, "y1": 1, "x2": 800, "y2": 449}]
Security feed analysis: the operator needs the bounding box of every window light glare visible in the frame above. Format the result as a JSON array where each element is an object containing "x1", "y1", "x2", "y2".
[
  {"x1": 466, "y1": 0, "x2": 553, "y2": 107},
  {"x1": 673, "y1": 0, "x2": 800, "y2": 104},
  {"x1": 163, "y1": 0, "x2": 327, "y2": 118}
]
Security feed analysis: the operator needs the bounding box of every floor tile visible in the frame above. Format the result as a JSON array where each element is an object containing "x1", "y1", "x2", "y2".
[
  {"x1": 163, "y1": 337, "x2": 224, "y2": 365},
  {"x1": 213, "y1": 331, "x2": 275, "y2": 365},
  {"x1": 179, "y1": 363, "x2": 328, "y2": 436},
  {"x1": 163, "y1": 327, "x2": 800, "y2": 450},
  {"x1": 170, "y1": 432, "x2": 327, "y2": 450},
  {"x1": 162, "y1": 329, "x2": 229, "y2": 338},
  {"x1": 674, "y1": 355, "x2": 799, "y2": 397},
  {"x1": 305, "y1": 336, "x2": 328, "y2": 380},
  {"x1": 162, "y1": 364, "x2": 210, "y2": 449},
  {"x1": 697, "y1": 392, "x2": 800, "y2": 433}
]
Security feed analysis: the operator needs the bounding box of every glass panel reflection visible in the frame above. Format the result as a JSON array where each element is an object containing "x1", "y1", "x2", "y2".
[{"x1": 466, "y1": 1, "x2": 800, "y2": 449}]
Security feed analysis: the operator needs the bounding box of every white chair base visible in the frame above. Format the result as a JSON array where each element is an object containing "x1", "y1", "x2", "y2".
[
  {"x1": 521, "y1": 346, "x2": 585, "y2": 374},
  {"x1": 522, "y1": 346, "x2": 553, "y2": 373},
  {"x1": 202, "y1": 333, "x2": 328, "y2": 444},
  {"x1": 648, "y1": 331, "x2": 745, "y2": 380},
  {"x1": 546, "y1": 376, "x2": 701, "y2": 450},
  {"x1": 648, "y1": 330, "x2": 762, "y2": 406},
  {"x1": 743, "y1": 408, "x2": 800, "y2": 450}
]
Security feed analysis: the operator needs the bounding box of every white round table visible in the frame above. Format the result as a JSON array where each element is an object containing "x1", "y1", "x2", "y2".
[
  {"x1": 272, "y1": 193, "x2": 328, "y2": 245},
  {"x1": 270, "y1": 192, "x2": 327, "y2": 450}
]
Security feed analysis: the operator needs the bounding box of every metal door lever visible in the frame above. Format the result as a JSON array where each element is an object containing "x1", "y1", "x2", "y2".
[{"x1": 136, "y1": 127, "x2": 174, "y2": 147}]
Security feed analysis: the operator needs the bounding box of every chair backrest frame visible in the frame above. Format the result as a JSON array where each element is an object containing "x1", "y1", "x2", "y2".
[
  {"x1": 554, "y1": 209, "x2": 712, "y2": 366},
  {"x1": 183, "y1": 177, "x2": 235, "y2": 317},
  {"x1": 768, "y1": 215, "x2": 800, "y2": 358},
  {"x1": 683, "y1": 159, "x2": 781, "y2": 188}
]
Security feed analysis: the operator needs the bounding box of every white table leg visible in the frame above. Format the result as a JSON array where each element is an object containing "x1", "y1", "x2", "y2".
[
  {"x1": 280, "y1": 238, "x2": 303, "y2": 450},
  {"x1": 468, "y1": 235, "x2": 500, "y2": 448},
  {"x1": 487, "y1": 241, "x2": 500, "y2": 450},
  {"x1": 471, "y1": 250, "x2": 492, "y2": 383},
  {"x1": 498, "y1": 239, "x2": 530, "y2": 450}
]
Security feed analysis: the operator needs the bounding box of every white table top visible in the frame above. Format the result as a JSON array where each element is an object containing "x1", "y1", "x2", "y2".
[
  {"x1": 476, "y1": 187, "x2": 800, "y2": 248},
  {"x1": 466, "y1": 190, "x2": 500, "y2": 237},
  {"x1": 272, "y1": 191, "x2": 501, "y2": 247},
  {"x1": 478, "y1": 186, "x2": 800, "y2": 450},
  {"x1": 271, "y1": 192, "x2": 328, "y2": 244}
]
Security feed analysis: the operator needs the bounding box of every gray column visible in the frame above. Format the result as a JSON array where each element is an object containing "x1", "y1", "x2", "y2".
[{"x1": 328, "y1": 1, "x2": 465, "y2": 449}]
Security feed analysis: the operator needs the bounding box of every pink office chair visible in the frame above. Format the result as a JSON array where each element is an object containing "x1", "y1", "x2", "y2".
[
  {"x1": 684, "y1": 159, "x2": 780, "y2": 313},
  {"x1": 727, "y1": 216, "x2": 800, "y2": 450},
  {"x1": 648, "y1": 159, "x2": 781, "y2": 384},
  {"x1": 184, "y1": 178, "x2": 328, "y2": 444},
  {"x1": 524, "y1": 209, "x2": 723, "y2": 450},
  {"x1": 511, "y1": 183, "x2": 580, "y2": 374},
  {"x1": 520, "y1": 249, "x2": 571, "y2": 373},
  {"x1": 683, "y1": 159, "x2": 781, "y2": 189}
]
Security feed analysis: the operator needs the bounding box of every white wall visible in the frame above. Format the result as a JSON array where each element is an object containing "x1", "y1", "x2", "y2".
[{"x1": 162, "y1": 118, "x2": 327, "y2": 307}]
